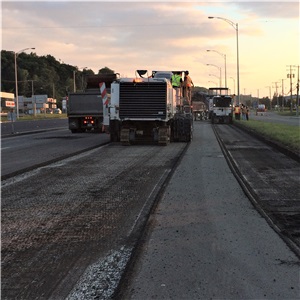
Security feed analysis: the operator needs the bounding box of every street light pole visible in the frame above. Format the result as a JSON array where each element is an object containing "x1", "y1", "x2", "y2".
[
  {"x1": 207, "y1": 64, "x2": 222, "y2": 87},
  {"x1": 14, "y1": 47, "x2": 35, "y2": 119},
  {"x1": 208, "y1": 16, "x2": 240, "y2": 104},
  {"x1": 207, "y1": 50, "x2": 227, "y2": 88}
]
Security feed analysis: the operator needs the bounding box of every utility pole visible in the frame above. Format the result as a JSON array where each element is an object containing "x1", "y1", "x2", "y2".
[
  {"x1": 73, "y1": 70, "x2": 76, "y2": 92},
  {"x1": 287, "y1": 65, "x2": 295, "y2": 112},
  {"x1": 29, "y1": 80, "x2": 36, "y2": 117},
  {"x1": 295, "y1": 65, "x2": 300, "y2": 116},
  {"x1": 272, "y1": 81, "x2": 280, "y2": 109},
  {"x1": 280, "y1": 79, "x2": 286, "y2": 111}
]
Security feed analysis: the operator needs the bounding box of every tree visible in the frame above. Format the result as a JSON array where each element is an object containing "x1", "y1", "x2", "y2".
[
  {"x1": 98, "y1": 67, "x2": 114, "y2": 74},
  {"x1": 0, "y1": 50, "x2": 109, "y2": 106}
]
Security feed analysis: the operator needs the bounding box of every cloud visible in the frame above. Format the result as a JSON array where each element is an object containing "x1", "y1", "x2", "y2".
[
  {"x1": 1, "y1": 1, "x2": 299, "y2": 92},
  {"x1": 233, "y1": 2, "x2": 299, "y2": 19}
]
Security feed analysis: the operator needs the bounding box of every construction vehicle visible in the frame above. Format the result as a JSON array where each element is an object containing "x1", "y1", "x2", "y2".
[
  {"x1": 191, "y1": 90, "x2": 209, "y2": 121},
  {"x1": 67, "y1": 74, "x2": 117, "y2": 133},
  {"x1": 109, "y1": 70, "x2": 193, "y2": 145},
  {"x1": 192, "y1": 100, "x2": 207, "y2": 121},
  {"x1": 256, "y1": 104, "x2": 266, "y2": 116},
  {"x1": 207, "y1": 87, "x2": 233, "y2": 124},
  {"x1": 210, "y1": 95, "x2": 233, "y2": 124}
]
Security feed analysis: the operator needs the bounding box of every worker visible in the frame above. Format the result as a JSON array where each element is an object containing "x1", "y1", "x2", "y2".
[
  {"x1": 241, "y1": 104, "x2": 247, "y2": 120},
  {"x1": 234, "y1": 105, "x2": 241, "y2": 120},
  {"x1": 183, "y1": 71, "x2": 194, "y2": 105},
  {"x1": 171, "y1": 72, "x2": 182, "y2": 106}
]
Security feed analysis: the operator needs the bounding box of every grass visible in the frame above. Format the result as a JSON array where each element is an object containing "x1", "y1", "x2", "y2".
[{"x1": 235, "y1": 119, "x2": 300, "y2": 153}]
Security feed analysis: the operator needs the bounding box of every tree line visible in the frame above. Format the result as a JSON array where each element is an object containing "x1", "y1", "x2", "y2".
[{"x1": 1, "y1": 50, "x2": 114, "y2": 108}]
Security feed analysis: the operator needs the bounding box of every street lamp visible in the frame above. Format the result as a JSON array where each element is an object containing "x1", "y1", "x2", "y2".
[
  {"x1": 14, "y1": 47, "x2": 35, "y2": 119},
  {"x1": 207, "y1": 64, "x2": 222, "y2": 87},
  {"x1": 207, "y1": 50, "x2": 227, "y2": 88},
  {"x1": 208, "y1": 16, "x2": 240, "y2": 104}
]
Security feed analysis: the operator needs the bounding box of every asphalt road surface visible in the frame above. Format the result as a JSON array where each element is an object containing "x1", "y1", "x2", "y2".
[
  {"x1": 1, "y1": 128, "x2": 110, "y2": 179},
  {"x1": 1, "y1": 118, "x2": 68, "y2": 136},
  {"x1": 1, "y1": 139, "x2": 187, "y2": 299},
  {"x1": 1, "y1": 118, "x2": 299, "y2": 299},
  {"x1": 118, "y1": 122, "x2": 299, "y2": 300},
  {"x1": 250, "y1": 110, "x2": 299, "y2": 126}
]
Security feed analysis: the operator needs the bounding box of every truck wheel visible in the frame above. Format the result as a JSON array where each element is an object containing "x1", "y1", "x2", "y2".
[{"x1": 71, "y1": 129, "x2": 78, "y2": 133}]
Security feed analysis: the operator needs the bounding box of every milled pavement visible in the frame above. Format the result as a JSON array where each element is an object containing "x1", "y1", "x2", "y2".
[{"x1": 119, "y1": 121, "x2": 299, "y2": 300}]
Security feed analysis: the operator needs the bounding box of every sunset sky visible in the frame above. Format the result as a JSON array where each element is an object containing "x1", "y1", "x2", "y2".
[{"x1": 1, "y1": 1, "x2": 299, "y2": 98}]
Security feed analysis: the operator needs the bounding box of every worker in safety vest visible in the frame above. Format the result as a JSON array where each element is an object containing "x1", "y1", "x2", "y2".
[
  {"x1": 183, "y1": 71, "x2": 194, "y2": 105},
  {"x1": 234, "y1": 105, "x2": 241, "y2": 120},
  {"x1": 171, "y1": 72, "x2": 182, "y2": 106}
]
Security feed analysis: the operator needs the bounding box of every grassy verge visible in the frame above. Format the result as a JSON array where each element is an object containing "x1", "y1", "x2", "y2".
[{"x1": 234, "y1": 119, "x2": 300, "y2": 153}]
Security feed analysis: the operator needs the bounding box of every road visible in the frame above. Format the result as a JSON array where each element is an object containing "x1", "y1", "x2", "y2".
[
  {"x1": 1, "y1": 124, "x2": 110, "y2": 179},
  {"x1": 118, "y1": 121, "x2": 299, "y2": 300},
  {"x1": 1, "y1": 118, "x2": 69, "y2": 136},
  {"x1": 1, "y1": 118, "x2": 299, "y2": 299},
  {"x1": 1, "y1": 139, "x2": 187, "y2": 299},
  {"x1": 1, "y1": 129, "x2": 110, "y2": 179},
  {"x1": 250, "y1": 110, "x2": 299, "y2": 126}
]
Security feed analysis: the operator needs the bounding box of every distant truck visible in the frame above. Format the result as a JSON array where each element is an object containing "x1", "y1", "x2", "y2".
[
  {"x1": 207, "y1": 87, "x2": 233, "y2": 124},
  {"x1": 210, "y1": 95, "x2": 233, "y2": 124},
  {"x1": 256, "y1": 104, "x2": 266, "y2": 115},
  {"x1": 67, "y1": 74, "x2": 117, "y2": 133},
  {"x1": 192, "y1": 100, "x2": 207, "y2": 121}
]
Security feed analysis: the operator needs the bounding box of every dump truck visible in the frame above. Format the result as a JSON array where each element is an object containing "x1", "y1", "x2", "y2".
[
  {"x1": 67, "y1": 74, "x2": 117, "y2": 133},
  {"x1": 192, "y1": 100, "x2": 207, "y2": 121}
]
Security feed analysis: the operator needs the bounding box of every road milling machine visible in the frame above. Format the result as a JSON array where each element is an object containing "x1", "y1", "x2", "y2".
[{"x1": 109, "y1": 70, "x2": 193, "y2": 145}]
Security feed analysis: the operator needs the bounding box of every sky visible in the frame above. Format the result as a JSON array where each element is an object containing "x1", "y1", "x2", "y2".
[{"x1": 1, "y1": 1, "x2": 299, "y2": 98}]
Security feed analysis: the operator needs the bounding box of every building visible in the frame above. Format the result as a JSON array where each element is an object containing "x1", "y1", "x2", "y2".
[{"x1": 0, "y1": 92, "x2": 15, "y2": 115}]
